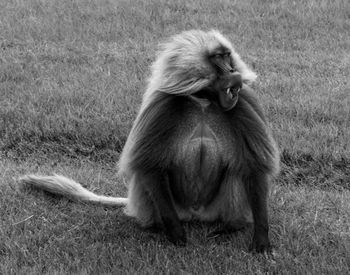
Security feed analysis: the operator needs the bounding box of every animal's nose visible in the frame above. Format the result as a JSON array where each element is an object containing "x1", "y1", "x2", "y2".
[{"x1": 230, "y1": 72, "x2": 242, "y2": 88}]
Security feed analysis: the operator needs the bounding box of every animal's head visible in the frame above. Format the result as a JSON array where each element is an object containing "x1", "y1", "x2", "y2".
[{"x1": 144, "y1": 30, "x2": 257, "y2": 111}]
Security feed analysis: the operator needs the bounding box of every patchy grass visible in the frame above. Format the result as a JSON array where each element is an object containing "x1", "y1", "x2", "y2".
[{"x1": 0, "y1": 0, "x2": 349, "y2": 273}]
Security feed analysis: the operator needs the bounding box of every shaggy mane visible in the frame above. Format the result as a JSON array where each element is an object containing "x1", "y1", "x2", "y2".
[{"x1": 143, "y1": 30, "x2": 257, "y2": 105}]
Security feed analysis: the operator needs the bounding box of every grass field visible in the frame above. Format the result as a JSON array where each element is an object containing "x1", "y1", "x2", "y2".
[{"x1": 1, "y1": 0, "x2": 349, "y2": 273}]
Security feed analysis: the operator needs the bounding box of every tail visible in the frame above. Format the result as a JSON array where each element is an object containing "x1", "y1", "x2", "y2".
[{"x1": 19, "y1": 174, "x2": 128, "y2": 207}]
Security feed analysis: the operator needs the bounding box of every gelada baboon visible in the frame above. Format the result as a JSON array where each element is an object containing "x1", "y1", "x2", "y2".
[{"x1": 20, "y1": 30, "x2": 279, "y2": 253}]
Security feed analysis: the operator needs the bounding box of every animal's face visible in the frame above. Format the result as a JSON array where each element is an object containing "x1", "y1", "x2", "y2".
[{"x1": 207, "y1": 44, "x2": 243, "y2": 111}]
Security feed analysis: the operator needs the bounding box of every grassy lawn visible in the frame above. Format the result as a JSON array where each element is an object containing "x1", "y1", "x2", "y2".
[{"x1": 1, "y1": 0, "x2": 349, "y2": 273}]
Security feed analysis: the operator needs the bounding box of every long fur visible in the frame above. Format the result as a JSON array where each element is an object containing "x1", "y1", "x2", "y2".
[
  {"x1": 139, "y1": 30, "x2": 257, "y2": 113},
  {"x1": 119, "y1": 29, "x2": 258, "y2": 177},
  {"x1": 20, "y1": 175, "x2": 128, "y2": 206}
]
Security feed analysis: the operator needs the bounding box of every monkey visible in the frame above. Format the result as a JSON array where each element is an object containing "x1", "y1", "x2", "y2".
[{"x1": 20, "y1": 30, "x2": 280, "y2": 253}]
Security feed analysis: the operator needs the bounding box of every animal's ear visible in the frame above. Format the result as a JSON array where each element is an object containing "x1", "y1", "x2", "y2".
[{"x1": 231, "y1": 51, "x2": 257, "y2": 85}]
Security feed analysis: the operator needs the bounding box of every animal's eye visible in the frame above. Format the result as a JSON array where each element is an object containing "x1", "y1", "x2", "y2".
[{"x1": 224, "y1": 52, "x2": 231, "y2": 57}]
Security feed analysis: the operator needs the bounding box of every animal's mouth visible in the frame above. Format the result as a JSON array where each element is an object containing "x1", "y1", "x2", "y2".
[
  {"x1": 225, "y1": 85, "x2": 241, "y2": 99},
  {"x1": 218, "y1": 84, "x2": 241, "y2": 111}
]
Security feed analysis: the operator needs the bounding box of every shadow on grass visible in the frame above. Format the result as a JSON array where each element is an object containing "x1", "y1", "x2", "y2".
[{"x1": 280, "y1": 149, "x2": 350, "y2": 191}]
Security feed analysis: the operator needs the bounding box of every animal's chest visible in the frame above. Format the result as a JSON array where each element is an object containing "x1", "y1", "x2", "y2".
[{"x1": 169, "y1": 101, "x2": 233, "y2": 208}]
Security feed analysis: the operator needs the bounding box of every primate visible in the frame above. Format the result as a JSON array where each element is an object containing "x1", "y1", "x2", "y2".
[{"x1": 20, "y1": 30, "x2": 280, "y2": 253}]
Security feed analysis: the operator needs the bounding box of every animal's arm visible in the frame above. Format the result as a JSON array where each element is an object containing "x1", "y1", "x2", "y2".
[{"x1": 227, "y1": 87, "x2": 278, "y2": 174}]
